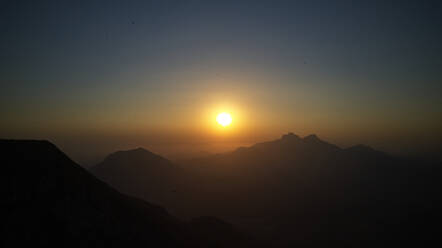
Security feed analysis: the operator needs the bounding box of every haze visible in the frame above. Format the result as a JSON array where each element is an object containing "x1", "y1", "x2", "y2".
[{"x1": 1, "y1": 0, "x2": 441, "y2": 164}]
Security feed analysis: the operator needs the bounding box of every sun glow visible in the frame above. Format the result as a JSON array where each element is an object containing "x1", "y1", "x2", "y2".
[{"x1": 216, "y1": 112, "x2": 232, "y2": 127}]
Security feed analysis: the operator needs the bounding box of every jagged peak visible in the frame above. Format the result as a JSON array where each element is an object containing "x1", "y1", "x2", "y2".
[{"x1": 303, "y1": 134, "x2": 320, "y2": 142}]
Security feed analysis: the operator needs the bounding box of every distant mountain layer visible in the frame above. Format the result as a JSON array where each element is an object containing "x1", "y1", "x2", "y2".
[
  {"x1": 0, "y1": 140, "x2": 257, "y2": 248},
  {"x1": 90, "y1": 147, "x2": 186, "y2": 210},
  {"x1": 91, "y1": 133, "x2": 442, "y2": 247}
]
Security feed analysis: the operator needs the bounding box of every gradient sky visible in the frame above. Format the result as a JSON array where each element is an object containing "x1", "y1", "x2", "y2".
[{"x1": 1, "y1": 0, "x2": 442, "y2": 164}]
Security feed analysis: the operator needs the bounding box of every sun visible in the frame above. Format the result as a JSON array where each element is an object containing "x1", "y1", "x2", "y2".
[{"x1": 216, "y1": 112, "x2": 232, "y2": 127}]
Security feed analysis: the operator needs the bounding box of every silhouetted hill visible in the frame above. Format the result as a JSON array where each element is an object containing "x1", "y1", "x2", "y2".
[
  {"x1": 91, "y1": 147, "x2": 187, "y2": 211},
  {"x1": 188, "y1": 134, "x2": 442, "y2": 247},
  {"x1": 0, "y1": 140, "x2": 258, "y2": 248},
  {"x1": 93, "y1": 133, "x2": 442, "y2": 247}
]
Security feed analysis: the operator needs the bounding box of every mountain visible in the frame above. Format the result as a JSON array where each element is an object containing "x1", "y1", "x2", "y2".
[
  {"x1": 188, "y1": 134, "x2": 442, "y2": 247},
  {"x1": 92, "y1": 133, "x2": 442, "y2": 247},
  {"x1": 90, "y1": 147, "x2": 189, "y2": 215},
  {"x1": 0, "y1": 140, "x2": 258, "y2": 248}
]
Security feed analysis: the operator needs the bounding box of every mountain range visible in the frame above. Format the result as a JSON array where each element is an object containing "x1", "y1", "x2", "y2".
[
  {"x1": 2, "y1": 134, "x2": 441, "y2": 247},
  {"x1": 91, "y1": 133, "x2": 442, "y2": 247},
  {"x1": 1, "y1": 139, "x2": 258, "y2": 248}
]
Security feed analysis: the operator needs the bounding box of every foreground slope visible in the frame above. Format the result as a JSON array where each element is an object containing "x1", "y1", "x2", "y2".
[{"x1": 0, "y1": 140, "x2": 255, "y2": 248}]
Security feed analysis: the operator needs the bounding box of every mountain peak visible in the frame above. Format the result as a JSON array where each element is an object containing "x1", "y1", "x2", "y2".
[
  {"x1": 281, "y1": 132, "x2": 301, "y2": 140},
  {"x1": 111, "y1": 147, "x2": 152, "y2": 156},
  {"x1": 1, "y1": 139, "x2": 56, "y2": 150},
  {"x1": 303, "y1": 134, "x2": 320, "y2": 142},
  {"x1": 102, "y1": 147, "x2": 168, "y2": 164},
  {"x1": 131, "y1": 147, "x2": 150, "y2": 153},
  {"x1": 301, "y1": 134, "x2": 341, "y2": 151}
]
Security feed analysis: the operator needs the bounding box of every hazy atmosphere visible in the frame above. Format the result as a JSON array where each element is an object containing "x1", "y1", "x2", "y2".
[
  {"x1": 2, "y1": 0, "x2": 441, "y2": 164},
  {"x1": 3, "y1": 1, "x2": 442, "y2": 247}
]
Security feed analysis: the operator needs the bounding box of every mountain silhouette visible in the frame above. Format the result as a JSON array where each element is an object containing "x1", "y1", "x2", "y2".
[
  {"x1": 92, "y1": 133, "x2": 442, "y2": 247},
  {"x1": 0, "y1": 140, "x2": 259, "y2": 248},
  {"x1": 91, "y1": 147, "x2": 187, "y2": 214}
]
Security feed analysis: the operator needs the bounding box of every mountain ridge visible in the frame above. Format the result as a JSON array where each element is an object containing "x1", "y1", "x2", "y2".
[
  {"x1": 1, "y1": 139, "x2": 259, "y2": 248},
  {"x1": 89, "y1": 133, "x2": 442, "y2": 247}
]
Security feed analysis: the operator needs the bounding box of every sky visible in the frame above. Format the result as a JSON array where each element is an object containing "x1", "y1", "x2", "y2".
[{"x1": 1, "y1": 0, "x2": 442, "y2": 164}]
